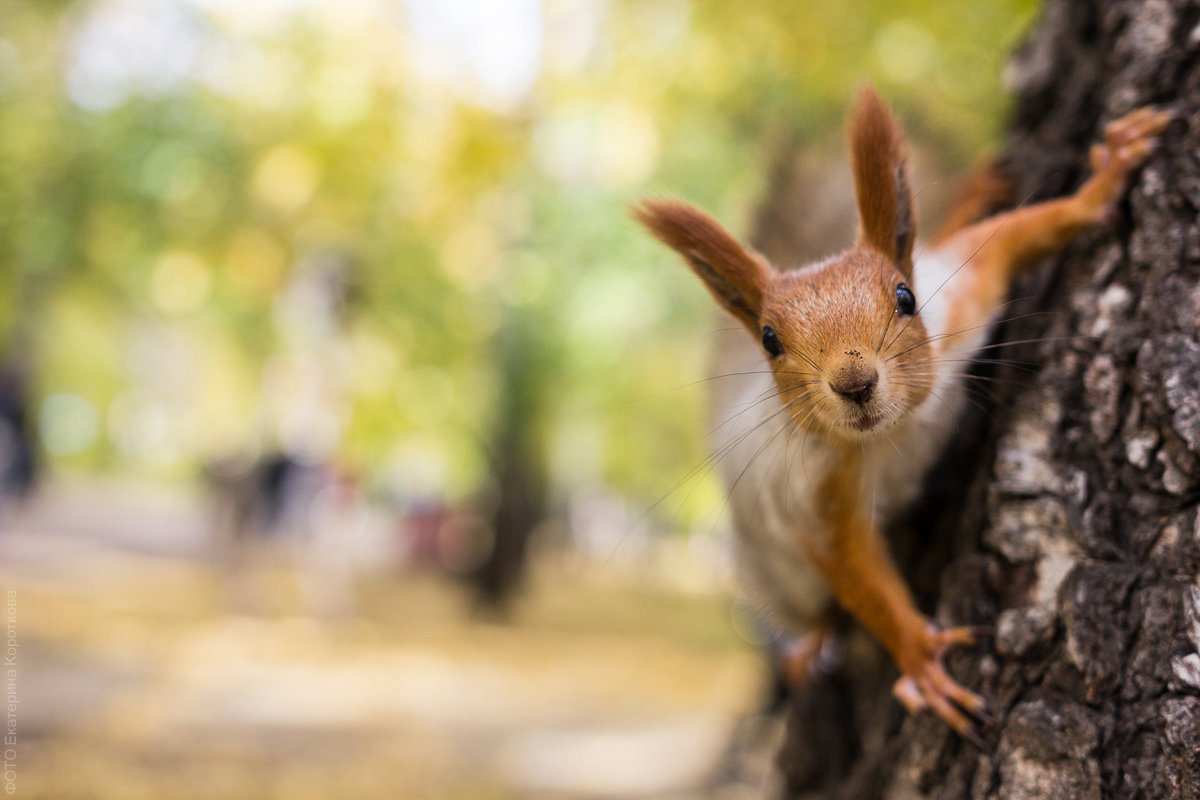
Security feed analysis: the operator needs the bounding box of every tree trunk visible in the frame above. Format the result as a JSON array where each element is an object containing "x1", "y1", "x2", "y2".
[
  {"x1": 775, "y1": 1, "x2": 1200, "y2": 797},
  {"x1": 470, "y1": 313, "x2": 548, "y2": 612}
]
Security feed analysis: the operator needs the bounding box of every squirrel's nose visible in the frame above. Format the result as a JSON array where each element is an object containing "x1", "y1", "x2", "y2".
[{"x1": 830, "y1": 369, "x2": 878, "y2": 404}]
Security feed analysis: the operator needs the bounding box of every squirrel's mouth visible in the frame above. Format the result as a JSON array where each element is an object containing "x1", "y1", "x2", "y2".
[{"x1": 852, "y1": 413, "x2": 881, "y2": 431}]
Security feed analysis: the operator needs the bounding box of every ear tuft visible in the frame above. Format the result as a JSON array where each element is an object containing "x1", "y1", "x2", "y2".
[
  {"x1": 848, "y1": 85, "x2": 915, "y2": 276},
  {"x1": 633, "y1": 198, "x2": 770, "y2": 330}
]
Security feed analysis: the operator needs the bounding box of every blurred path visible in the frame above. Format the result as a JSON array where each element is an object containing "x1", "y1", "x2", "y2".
[
  {"x1": 0, "y1": 479, "x2": 775, "y2": 799},
  {"x1": 2, "y1": 477, "x2": 210, "y2": 561}
]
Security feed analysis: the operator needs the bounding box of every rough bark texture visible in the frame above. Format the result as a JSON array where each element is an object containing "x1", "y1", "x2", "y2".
[{"x1": 775, "y1": 2, "x2": 1200, "y2": 797}]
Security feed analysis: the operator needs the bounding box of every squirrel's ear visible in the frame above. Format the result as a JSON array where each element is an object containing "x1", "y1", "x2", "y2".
[
  {"x1": 848, "y1": 85, "x2": 915, "y2": 278},
  {"x1": 634, "y1": 198, "x2": 770, "y2": 332}
]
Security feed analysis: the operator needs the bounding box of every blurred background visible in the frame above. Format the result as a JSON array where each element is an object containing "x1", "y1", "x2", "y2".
[{"x1": 0, "y1": 0, "x2": 1035, "y2": 797}]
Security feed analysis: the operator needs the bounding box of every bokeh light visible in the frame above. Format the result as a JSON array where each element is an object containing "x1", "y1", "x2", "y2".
[{"x1": 0, "y1": 0, "x2": 1037, "y2": 796}]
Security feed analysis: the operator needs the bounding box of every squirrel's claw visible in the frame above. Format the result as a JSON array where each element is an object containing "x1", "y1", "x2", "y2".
[
  {"x1": 1093, "y1": 106, "x2": 1172, "y2": 178},
  {"x1": 1104, "y1": 106, "x2": 1172, "y2": 149},
  {"x1": 893, "y1": 624, "x2": 990, "y2": 745},
  {"x1": 960, "y1": 724, "x2": 988, "y2": 751},
  {"x1": 1079, "y1": 105, "x2": 1171, "y2": 223},
  {"x1": 892, "y1": 667, "x2": 984, "y2": 741},
  {"x1": 893, "y1": 673, "x2": 928, "y2": 714},
  {"x1": 936, "y1": 625, "x2": 982, "y2": 647}
]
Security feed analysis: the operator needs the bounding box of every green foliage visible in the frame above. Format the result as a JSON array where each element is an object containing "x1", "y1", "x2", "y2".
[{"x1": 0, "y1": 0, "x2": 1036, "y2": 520}]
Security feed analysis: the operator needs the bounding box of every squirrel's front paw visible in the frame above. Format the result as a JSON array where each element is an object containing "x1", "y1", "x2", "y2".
[
  {"x1": 892, "y1": 624, "x2": 989, "y2": 746},
  {"x1": 1091, "y1": 107, "x2": 1172, "y2": 176},
  {"x1": 1083, "y1": 107, "x2": 1171, "y2": 220}
]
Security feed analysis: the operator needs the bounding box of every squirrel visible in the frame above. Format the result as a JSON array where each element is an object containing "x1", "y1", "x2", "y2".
[{"x1": 635, "y1": 86, "x2": 1169, "y2": 739}]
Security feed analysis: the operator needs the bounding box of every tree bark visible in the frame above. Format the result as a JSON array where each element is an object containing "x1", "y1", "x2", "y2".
[
  {"x1": 774, "y1": 1, "x2": 1200, "y2": 797},
  {"x1": 470, "y1": 313, "x2": 548, "y2": 612}
]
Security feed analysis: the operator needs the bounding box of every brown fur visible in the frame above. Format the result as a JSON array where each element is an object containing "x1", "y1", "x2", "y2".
[
  {"x1": 806, "y1": 452, "x2": 926, "y2": 671},
  {"x1": 635, "y1": 88, "x2": 1170, "y2": 738},
  {"x1": 632, "y1": 198, "x2": 768, "y2": 332},
  {"x1": 849, "y1": 86, "x2": 915, "y2": 278},
  {"x1": 758, "y1": 249, "x2": 933, "y2": 436},
  {"x1": 936, "y1": 106, "x2": 1171, "y2": 341},
  {"x1": 928, "y1": 157, "x2": 1013, "y2": 246}
]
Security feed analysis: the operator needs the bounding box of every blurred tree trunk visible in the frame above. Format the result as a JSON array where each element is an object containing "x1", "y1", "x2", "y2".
[
  {"x1": 469, "y1": 313, "x2": 547, "y2": 611},
  {"x1": 770, "y1": 1, "x2": 1200, "y2": 797}
]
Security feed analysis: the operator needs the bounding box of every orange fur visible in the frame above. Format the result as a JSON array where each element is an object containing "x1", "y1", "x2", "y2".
[
  {"x1": 849, "y1": 86, "x2": 915, "y2": 277},
  {"x1": 939, "y1": 106, "x2": 1170, "y2": 340},
  {"x1": 929, "y1": 157, "x2": 1013, "y2": 246},
  {"x1": 633, "y1": 198, "x2": 769, "y2": 332},
  {"x1": 636, "y1": 89, "x2": 1169, "y2": 740},
  {"x1": 805, "y1": 447, "x2": 927, "y2": 668}
]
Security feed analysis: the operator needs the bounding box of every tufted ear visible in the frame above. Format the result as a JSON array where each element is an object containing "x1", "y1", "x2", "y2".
[
  {"x1": 634, "y1": 198, "x2": 771, "y2": 332},
  {"x1": 848, "y1": 85, "x2": 916, "y2": 279}
]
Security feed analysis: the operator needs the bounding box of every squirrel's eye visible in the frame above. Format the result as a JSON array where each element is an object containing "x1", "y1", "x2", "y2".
[
  {"x1": 895, "y1": 283, "x2": 916, "y2": 316},
  {"x1": 761, "y1": 325, "x2": 783, "y2": 358}
]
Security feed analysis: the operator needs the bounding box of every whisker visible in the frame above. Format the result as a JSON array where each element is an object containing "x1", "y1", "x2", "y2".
[
  {"x1": 899, "y1": 356, "x2": 1039, "y2": 371},
  {"x1": 782, "y1": 340, "x2": 824, "y2": 374},
  {"x1": 883, "y1": 311, "x2": 1065, "y2": 363},
  {"x1": 624, "y1": 390, "x2": 816, "y2": 556},
  {"x1": 893, "y1": 370, "x2": 1025, "y2": 387},
  {"x1": 884, "y1": 175, "x2": 1055, "y2": 354},
  {"x1": 714, "y1": 394, "x2": 813, "y2": 518},
  {"x1": 708, "y1": 382, "x2": 819, "y2": 438},
  {"x1": 625, "y1": 370, "x2": 820, "y2": 405},
  {"x1": 875, "y1": 256, "x2": 899, "y2": 353}
]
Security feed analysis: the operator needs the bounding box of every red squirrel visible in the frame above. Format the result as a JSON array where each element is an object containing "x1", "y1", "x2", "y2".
[{"x1": 635, "y1": 87, "x2": 1169, "y2": 738}]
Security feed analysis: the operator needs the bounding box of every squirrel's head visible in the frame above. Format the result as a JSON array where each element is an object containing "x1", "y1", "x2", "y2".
[{"x1": 636, "y1": 86, "x2": 934, "y2": 440}]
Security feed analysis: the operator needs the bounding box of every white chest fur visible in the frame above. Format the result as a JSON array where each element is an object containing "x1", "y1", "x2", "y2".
[{"x1": 708, "y1": 249, "x2": 987, "y2": 632}]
